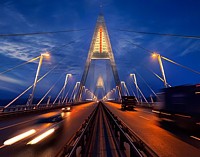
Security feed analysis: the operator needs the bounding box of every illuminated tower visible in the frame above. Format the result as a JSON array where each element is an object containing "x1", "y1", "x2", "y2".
[{"x1": 76, "y1": 14, "x2": 122, "y2": 101}]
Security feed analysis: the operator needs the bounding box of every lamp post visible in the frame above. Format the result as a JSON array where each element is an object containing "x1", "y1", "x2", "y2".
[
  {"x1": 61, "y1": 74, "x2": 72, "y2": 102},
  {"x1": 152, "y1": 52, "x2": 167, "y2": 88},
  {"x1": 29, "y1": 52, "x2": 50, "y2": 106},
  {"x1": 53, "y1": 74, "x2": 72, "y2": 105},
  {"x1": 130, "y1": 73, "x2": 139, "y2": 100},
  {"x1": 72, "y1": 82, "x2": 80, "y2": 101},
  {"x1": 116, "y1": 85, "x2": 121, "y2": 101},
  {"x1": 79, "y1": 86, "x2": 85, "y2": 101}
]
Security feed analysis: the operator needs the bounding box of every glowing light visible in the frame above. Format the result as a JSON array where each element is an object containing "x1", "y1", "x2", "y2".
[
  {"x1": 175, "y1": 114, "x2": 191, "y2": 118},
  {"x1": 152, "y1": 52, "x2": 158, "y2": 59},
  {"x1": 93, "y1": 26, "x2": 109, "y2": 53},
  {"x1": 27, "y1": 128, "x2": 55, "y2": 145},
  {"x1": 190, "y1": 136, "x2": 200, "y2": 141},
  {"x1": 67, "y1": 74, "x2": 72, "y2": 78},
  {"x1": 41, "y1": 52, "x2": 50, "y2": 57},
  {"x1": 4, "y1": 129, "x2": 36, "y2": 145},
  {"x1": 152, "y1": 110, "x2": 160, "y2": 114},
  {"x1": 161, "y1": 112, "x2": 171, "y2": 116},
  {"x1": 66, "y1": 107, "x2": 71, "y2": 111}
]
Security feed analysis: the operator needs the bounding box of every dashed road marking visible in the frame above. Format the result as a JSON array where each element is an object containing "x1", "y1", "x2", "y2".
[
  {"x1": 0, "y1": 145, "x2": 6, "y2": 149},
  {"x1": 0, "y1": 119, "x2": 36, "y2": 131},
  {"x1": 139, "y1": 116, "x2": 150, "y2": 121},
  {"x1": 190, "y1": 136, "x2": 200, "y2": 141}
]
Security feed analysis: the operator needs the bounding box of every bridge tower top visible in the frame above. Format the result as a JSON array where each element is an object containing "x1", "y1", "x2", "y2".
[{"x1": 76, "y1": 14, "x2": 122, "y2": 101}]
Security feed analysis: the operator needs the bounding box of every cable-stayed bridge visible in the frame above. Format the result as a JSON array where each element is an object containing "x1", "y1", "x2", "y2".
[{"x1": 0, "y1": 14, "x2": 200, "y2": 157}]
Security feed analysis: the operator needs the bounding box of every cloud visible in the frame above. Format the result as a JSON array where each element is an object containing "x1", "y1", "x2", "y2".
[
  {"x1": 0, "y1": 3, "x2": 34, "y2": 30},
  {"x1": 179, "y1": 41, "x2": 200, "y2": 56},
  {"x1": 0, "y1": 85, "x2": 19, "y2": 93},
  {"x1": 0, "y1": 37, "x2": 55, "y2": 61},
  {"x1": 0, "y1": 75, "x2": 23, "y2": 85}
]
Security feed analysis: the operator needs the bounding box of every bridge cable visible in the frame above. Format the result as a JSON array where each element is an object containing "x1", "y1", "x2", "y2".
[
  {"x1": 4, "y1": 65, "x2": 57, "y2": 108},
  {"x1": 0, "y1": 29, "x2": 89, "y2": 37},
  {"x1": 36, "y1": 73, "x2": 65, "y2": 107},
  {"x1": 161, "y1": 56, "x2": 200, "y2": 75},
  {"x1": 62, "y1": 83, "x2": 74, "y2": 104},
  {"x1": 126, "y1": 79, "x2": 139, "y2": 102},
  {"x1": 0, "y1": 56, "x2": 40, "y2": 75},
  {"x1": 113, "y1": 29, "x2": 200, "y2": 39},
  {"x1": 133, "y1": 70, "x2": 157, "y2": 96},
  {"x1": 0, "y1": 33, "x2": 87, "y2": 75},
  {"x1": 146, "y1": 68, "x2": 172, "y2": 87},
  {"x1": 125, "y1": 39, "x2": 200, "y2": 76},
  {"x1": 3, "y1": 32, "x2": 89, "y2": 108}
]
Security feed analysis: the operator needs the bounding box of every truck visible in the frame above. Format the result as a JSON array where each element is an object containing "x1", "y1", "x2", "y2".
[
  {"x1": 121, "y1": 96, "x2": 137, "y2": 110},
  {"x1": 153, "y1": 84, "x2": 200, "y2": 130}
]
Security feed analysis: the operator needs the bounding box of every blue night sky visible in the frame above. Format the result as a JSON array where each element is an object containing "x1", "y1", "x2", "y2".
[{"x1": 0, "y1": 0, "x2": 200, "y2": 102}]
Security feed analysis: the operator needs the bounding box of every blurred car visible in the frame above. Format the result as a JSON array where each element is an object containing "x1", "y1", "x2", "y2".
[
  {"x1": 27, "y1": 114, "x2": 64, "y2": 145},
  {"x1": 36, "y1": 114, "x2": 63, "y2": 123},
  {"x1": 61, "y1": 106, "x2": 71, "y2": 112},
  {"x1": 3, "y1": 114, "x2": 64, "y2": 146}
]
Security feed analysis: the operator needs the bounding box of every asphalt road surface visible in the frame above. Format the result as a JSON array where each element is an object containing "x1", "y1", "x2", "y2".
[
  {"x1": 0, "y1": 102, "x2": 97, "y2": 157},
  {"x1": 105, "y1": 102, "x2": 200, "y2": 157}
]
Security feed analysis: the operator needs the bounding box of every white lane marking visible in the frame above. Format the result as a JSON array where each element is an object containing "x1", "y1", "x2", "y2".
[
  {"x1": 190, "y1": 136, "x2": 200, "y2": 141},
  {"x1": 0, "y1": 119, "x2": 36, "y2": 131},
  {"x1": 138, "y1": 109, "x2": 152, "y2": 114},
  {"x1": 139, "y1": 116, "x2": 150, "y2": 121},
  {"x1": 0, "y1": 145, "x2": 6, "y2": 149}
]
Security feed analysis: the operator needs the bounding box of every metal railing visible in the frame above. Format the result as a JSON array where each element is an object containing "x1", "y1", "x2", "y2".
[
  {"x1": 56, "y1": 104, "x2": 99, "y2": 157},
  {"x1": 102, "y1": 103, "x2": 158, "y2": 157},
  {"x1": 0, "y1": 101, "x2": 93, "y2": 118},
  {"x1": 57, "y1": 102, "x2": 158, "y2": 157}
]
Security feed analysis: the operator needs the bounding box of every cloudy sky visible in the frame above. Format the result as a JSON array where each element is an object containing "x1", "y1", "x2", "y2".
[{"x1": 0, "y1": 0, "x2": 200, "y2": 103}]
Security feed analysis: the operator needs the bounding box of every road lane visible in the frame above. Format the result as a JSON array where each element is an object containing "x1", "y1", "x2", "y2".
[
  {"x1": 0, "y1": 102, "x2": 97, "y2": 157},
  {"x1": 105, "y1": 102, "x2": 200, "y2": 157},
  {"x1": 0, "y1": 109, "x2": 62, "y2": 130}
]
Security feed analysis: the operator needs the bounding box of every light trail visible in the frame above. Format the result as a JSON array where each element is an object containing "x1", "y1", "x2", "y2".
[
  {"x1": 3, "y1": 129, "x2": 36, "y2": 145},
  {"x1": 27, "y1": 128, "x2": 55, "y2": 145},
  {"x1": 190, "y1": 136, "x2": 200, "y2": 141}
]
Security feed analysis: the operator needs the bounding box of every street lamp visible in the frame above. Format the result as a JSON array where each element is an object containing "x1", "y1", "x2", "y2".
[
  {"x1": 116, "y1": 85, "x2": 122, "y2": 100},
  {"x1": 151, "y1": 52, "x2": 167, "y2": 88},
  {"x1": 130, "y1": 73, "x2": 139, "y2": 99},
  {"x1": 61, "y1": 74, "x2": 72, "y2": 101},
  {"x1": 29, "y1": 52, "x2": 50, "y2": 106}
]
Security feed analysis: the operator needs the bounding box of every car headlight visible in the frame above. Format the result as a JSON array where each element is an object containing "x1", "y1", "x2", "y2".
[{"x1": 66, "y1": 107, "x2": 71, "y2": 111}]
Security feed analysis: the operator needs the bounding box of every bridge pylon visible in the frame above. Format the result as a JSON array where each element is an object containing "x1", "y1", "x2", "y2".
[{"x1": 75, "y1": 14, "x2": 122, "y2": 101}]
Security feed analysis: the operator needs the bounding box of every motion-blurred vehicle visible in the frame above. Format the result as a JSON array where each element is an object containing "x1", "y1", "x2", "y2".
[
  {"x1": 121, "y1": 96, "x2": 137, "y2": 110},
  {"x1": 61, "y1": 106, "x2": 71, "y2": 112},
  {"x1": 36, "y1": 114, "x2": 63, "y2": 123},
  {"x1": 3, "y1": 114, "x2": 64, "y2": 146},
  {"x1": 153, "y1": 85, "x2": 200, "y2": 130}
]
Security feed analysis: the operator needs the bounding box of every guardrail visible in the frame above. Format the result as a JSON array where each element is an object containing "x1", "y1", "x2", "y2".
[
  {"x1": 57, "y1": 102, "x2": 158, "y2": 157},
  {"x1": 0, "y1": 101, "x2": 93, "y2": 118},
  {"x1": 56, "y1": 103, "x2": 99, "y2": 157},
  {"x1": 102, "y1": 103, "x2": 158, "y2": 157},
  {"x1": 0, "y1": 104, "x2": 66, "y2": 118}
]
